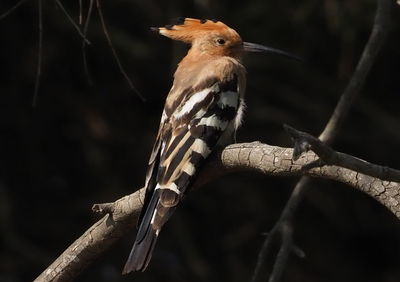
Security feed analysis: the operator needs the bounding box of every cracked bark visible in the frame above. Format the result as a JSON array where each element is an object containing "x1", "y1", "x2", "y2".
[
  {"x1": 33, "y1": 193, "x2": 143, "y2": 282},
  {"x1": 219, "y1": 142, "x2": 400, "y2": 216},
  {"x1": 34, "y1": 140, "x2": 400, "y2": 282}
]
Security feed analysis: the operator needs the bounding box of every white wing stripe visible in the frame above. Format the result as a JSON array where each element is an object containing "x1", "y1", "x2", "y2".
[
  {"x1": 192, "y1": 139, "x2": 211, "y2": 158},
  {"x1": 173, "y1": 84, "x2": 220, "y2": 119},
  {"x1": 182, "y1": 162, "x2": 196, "y2": 176},
  {"x1": 197, "y1": 114, "x2": 229, "y2": 130},
  {"x1": 155, "y1": 183, "x2": 181, "y2": 194}
]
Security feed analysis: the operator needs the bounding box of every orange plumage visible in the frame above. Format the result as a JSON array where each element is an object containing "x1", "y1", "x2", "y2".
[
  {"x1": 157, "y1": 18, "x2": 242, "y2": 49},
  {"x1": 123, "y1": 17, "x2": 299, "y2": 275}
]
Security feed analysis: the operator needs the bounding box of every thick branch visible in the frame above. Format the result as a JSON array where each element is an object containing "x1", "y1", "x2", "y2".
[
  {"x1": 34, "y1": 191, "x2": 146, "y2": 282},
  {"x1": 284, "y1": 125, "x2": 400, "y2": 182},
  {"x1": 217, "y1": 142, "x2": 400, "y2": 216},
  {"x1": 35, "y1": 141, "x2": 400, "y2": 281}
]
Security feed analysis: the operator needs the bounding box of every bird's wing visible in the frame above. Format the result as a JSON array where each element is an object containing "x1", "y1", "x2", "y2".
[
  {"x1": 141, "y1": 73, "x2": 240, "y2": 208},
  {"x1": 123, "y1": 73, "x2": 241, "y2": 273},
  {"x1": 156, "y1": 73, "x2": 240, "y2": 206}
]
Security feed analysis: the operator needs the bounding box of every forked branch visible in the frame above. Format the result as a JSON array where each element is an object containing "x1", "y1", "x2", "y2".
[
  {"x1": 34, "y1": 140, "x2": 400, "y2": 281},
  {"x1": 251, "y1": 0, "x2": 395, "y2": 281}
]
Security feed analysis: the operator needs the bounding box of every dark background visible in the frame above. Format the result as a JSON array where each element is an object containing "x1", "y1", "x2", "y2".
[{"x1": 1, "y1": 0, "x2": 400, "y2": 281}]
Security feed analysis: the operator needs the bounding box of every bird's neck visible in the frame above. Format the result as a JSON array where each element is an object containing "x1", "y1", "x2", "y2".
[{"x1": 175, "y1": 50, "x2": 241, "y2": 78}]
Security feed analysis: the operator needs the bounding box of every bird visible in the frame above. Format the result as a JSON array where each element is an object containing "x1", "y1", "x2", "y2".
[{"x1": 122, "y1": 17, "x2": 300, "y2": 274}]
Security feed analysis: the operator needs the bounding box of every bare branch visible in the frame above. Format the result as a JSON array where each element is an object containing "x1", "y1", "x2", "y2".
[
  {"x1": 92, "y1": 202, "x2": 116, "y2": 215},
  {"x1": 54, "y1": 0, "x2": 91, "y2": 45},
  {"x1": 252, "y1": 177, "x2": 308, "y2": 282},
  {"x1": 0, "y1": 0, "x2": 28, "y2": 21},
  {"x1": 79, "y1": 0, "x2": 82, "y2": 25},
  {"x1": 34, "y1": 192, "x2": 145, "y2": 282},
  {"x1": 251, "y1": 0, "x2": 395, "y2": 280},
  {"x1": 34, "y1": 141, "x2": 400, "y2": 281},
  {"x1": 82, "y1": 0, "x2": 94, "y2": 84},
  {"x1": 32, "y1": 0, "x2": 43, "y2": 107},
  {"x1": 268, "y1": 223, "x2": 293, "y2": 282},
  {"x1": 95, "y1": 0, "x2": 146, "y2": 102},
  {"x1": 284, "y1": 124, "x2": 400, "y2": 182},
  {"x1": 319, "y1": 0, "x2": 394, "y2": 145}
]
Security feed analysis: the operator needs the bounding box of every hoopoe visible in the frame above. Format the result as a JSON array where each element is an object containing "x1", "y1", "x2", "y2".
[{"x1": 123, "y1": 17, "x2": 299, "y2": 274}]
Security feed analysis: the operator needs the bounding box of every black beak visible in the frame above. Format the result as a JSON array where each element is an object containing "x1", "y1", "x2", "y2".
[{"x1": 243, "y1": 42, "x2": 303, "y2": 62}]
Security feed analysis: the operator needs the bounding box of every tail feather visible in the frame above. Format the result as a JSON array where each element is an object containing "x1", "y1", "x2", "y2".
[
  {"x1": 122, "y1": 226, "x2": 158, "y2": 273},
  {"x1": 123, "y1": 188, "x2": 177, "y2": 274},
  {"x1": 123, "y1": 189, "x2": 160, "y2": 273}
]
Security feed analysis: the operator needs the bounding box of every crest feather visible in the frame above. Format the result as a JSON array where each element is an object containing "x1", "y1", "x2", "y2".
[{"x1": 152, "y1": 18, "x2": 231, "y2": 43}]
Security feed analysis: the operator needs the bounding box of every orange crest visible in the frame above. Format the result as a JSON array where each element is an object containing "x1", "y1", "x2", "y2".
[{"x1": 152, "y1": 18, "x2": 242, "y2": 45}]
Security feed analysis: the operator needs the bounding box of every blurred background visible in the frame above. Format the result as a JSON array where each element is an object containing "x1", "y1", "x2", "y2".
[{"x1": 1, "y1": 0, "x2": 400, "y2": 281}]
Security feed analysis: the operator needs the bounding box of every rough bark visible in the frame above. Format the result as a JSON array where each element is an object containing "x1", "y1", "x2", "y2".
[{"x1": 34, "y1": 140, "x2": 400, "y2": 282}]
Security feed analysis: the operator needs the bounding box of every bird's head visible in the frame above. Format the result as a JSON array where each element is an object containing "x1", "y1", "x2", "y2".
[
  {"x1": 152, "y1": 18, "x2": 243, "y2": 58},
  {"x1": 152, "y1": 18, "x2": 301, "y2": 61}
]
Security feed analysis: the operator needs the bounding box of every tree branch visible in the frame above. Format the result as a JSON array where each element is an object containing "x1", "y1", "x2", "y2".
[
  {"x1": 284, "y1": 124, "x2": 400, "y2": 182},
  {"x1": 218, "y1": 142, "x2": 400, "y2": 215},
  {"x1": 0, "y1": 0, "x2": 28, "y2": 21},
  {"x1": 34, "y1": 140, "x2": 400, "y2": 281},
  {"x1": 251, "y1": 0, "x2": 395, "y2": 281},
  {"x1": 318, "y1": 0, "x2": 394, "y2": 145},
  {"x1": 34, "y1": 191, "x2": 145, "y2": 282}
]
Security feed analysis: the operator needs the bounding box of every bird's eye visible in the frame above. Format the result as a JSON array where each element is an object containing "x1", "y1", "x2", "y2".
[{"x1": 216, "y1": 38, "x2": 226, "y2": 45}]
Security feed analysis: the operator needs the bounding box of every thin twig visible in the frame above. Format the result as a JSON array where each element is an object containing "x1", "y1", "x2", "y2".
[
  {"x1": 83, "y1": 0, "x2": 94, "y2": 45},
  {"x1": 0, "y1": 0, "x2": 28, "y2": 21},
  {"x1": 79, "y1": 0, "x2": 82, "y2": 25},
  {"x1": 54, "y1": 0, "x2": 91, "y2": 45},
  {"x1": 32, "y1": 0, "x2": 43, "y2": 107},
  {"x1": 251, "y1": 0, "x2": 394, "y2": 281},
  {"x1": 319, "y1": 0, "x2": 393, "y2": 145},
  {"x1": 251, "y1": 177, "x2": 310, "y2": 282},
  {"x1": 96, "y1": 0, "x2": 146, "y2": 102},
  {"x1": 82, "y1": 0, "x2": 94, "y2": 84},
  {"x1": 92, "y1": 202, "x2": 116, "y2": 215},
  {"x1": 268, "y1": 224, "x2": 293, "y2": 282}
]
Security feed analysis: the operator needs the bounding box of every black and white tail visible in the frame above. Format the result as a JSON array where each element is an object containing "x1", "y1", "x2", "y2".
[{"x1": 122, "y1": 188, "x2": 177, "y2": 273}]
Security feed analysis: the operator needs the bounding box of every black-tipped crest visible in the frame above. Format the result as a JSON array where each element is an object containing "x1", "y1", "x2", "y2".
[
  {"x1": 174, "y1": 17, "x2": 186, "y2": 25},
  {"x1": 152, "y1": 18, "x2": 241, "y2": 45}
]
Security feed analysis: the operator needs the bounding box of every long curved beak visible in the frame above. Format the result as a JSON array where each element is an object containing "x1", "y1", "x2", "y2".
[{"x1": 243, "y1": 42, "x2": 303, "y2": 62}]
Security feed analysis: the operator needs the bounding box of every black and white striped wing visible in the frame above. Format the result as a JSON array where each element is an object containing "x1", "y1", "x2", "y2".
[
  {"x1": 123, "y1": 75, "x2": 240, "y2": 273},
  {"x1": 157, "y1": 75, "x2": 240, "y2": 202}
]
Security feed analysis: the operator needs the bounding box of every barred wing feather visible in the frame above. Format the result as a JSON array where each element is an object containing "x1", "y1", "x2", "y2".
[{"x1": 123, "y1": 74, "x2": 240, "y2": 273}]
